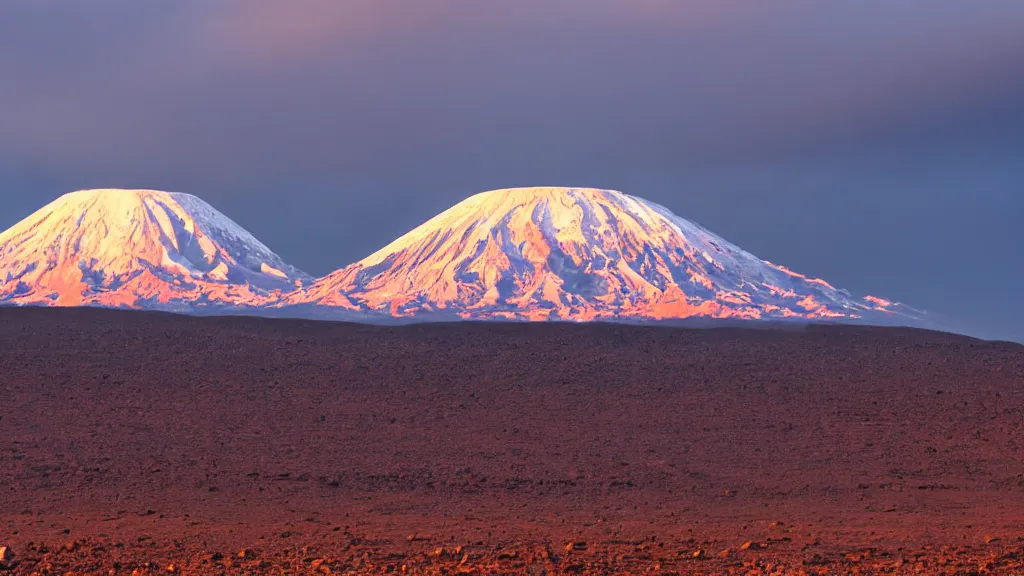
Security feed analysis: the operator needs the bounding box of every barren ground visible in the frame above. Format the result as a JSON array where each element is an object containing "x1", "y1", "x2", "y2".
[{"x1": 1, "y1": 307, "x2": 1023, "y2": 575}]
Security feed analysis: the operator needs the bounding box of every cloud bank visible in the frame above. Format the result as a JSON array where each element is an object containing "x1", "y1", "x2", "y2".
[{"x1": 1, "y1": 0, "x2": 1022, "y2": 340}]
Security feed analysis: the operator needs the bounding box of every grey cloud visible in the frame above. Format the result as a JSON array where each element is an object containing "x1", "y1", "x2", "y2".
[{"x1": 0, "y1": 0, "x2": 1022, "y2": 341}]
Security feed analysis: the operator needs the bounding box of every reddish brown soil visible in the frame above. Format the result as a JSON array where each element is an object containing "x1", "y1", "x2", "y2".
[{"x1": 1, "y1": 307, "x2": 1023, "y2": 575}]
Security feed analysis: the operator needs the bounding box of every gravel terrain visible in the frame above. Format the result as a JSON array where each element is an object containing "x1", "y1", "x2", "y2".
[{"x1": 1, "y1": 308, "x2": 1023, "y2": 574}]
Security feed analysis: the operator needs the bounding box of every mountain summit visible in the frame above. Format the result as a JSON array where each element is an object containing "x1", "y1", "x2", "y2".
[
  {"x1": 297, "y1": 187, "x2": 910, "y2": 322},
  {"x1": 0, "y1": 189, "x2": 309, "y2": 309},
  {"x1": 1, "y1": 186, "x2": 917, "y2": 327}
]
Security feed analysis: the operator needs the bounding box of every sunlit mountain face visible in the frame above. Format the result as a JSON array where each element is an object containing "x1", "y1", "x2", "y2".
[
  {"x1": 294, "y1": 187, "x2": 914, "y2": 323},
  {"x1": 0, "y1": 189, "x2": 309, "y2": 310},
  {"x1": 0, "y1": 186, "x2": 918, "y2": 326}
]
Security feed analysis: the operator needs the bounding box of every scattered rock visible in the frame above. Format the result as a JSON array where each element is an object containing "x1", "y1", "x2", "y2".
[
  {"x1": 0, "y1": 537, "x2": 1020, "y2": 574},
  {"x1": 0, "y1": 547, "x2": 15, "y2": 570},
  {"x1": 3, "y1": 313, "x2": 1024, "y2": 576}
]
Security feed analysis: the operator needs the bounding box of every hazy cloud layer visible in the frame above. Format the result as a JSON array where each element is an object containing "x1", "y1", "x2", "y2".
[{"x1": 1, "y1": 1, "x2": 1023, "y2": 340}]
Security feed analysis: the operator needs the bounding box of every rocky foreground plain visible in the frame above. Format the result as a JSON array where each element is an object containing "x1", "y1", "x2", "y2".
[
  {"x1": 2, "y1": 535, "x2": 1024, "y2": 575},
  {"x1": 1, "y1": 308, "x2": 1023, "y2": 575}
]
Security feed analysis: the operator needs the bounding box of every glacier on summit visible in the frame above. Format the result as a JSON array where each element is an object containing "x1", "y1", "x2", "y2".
[
  {"x1": 0, "y1": 186, "x2": 923, "y2": 328},
  {"x1": 0, "y1": 189, "x2": 309, "y2": 310},
  {"x1": 292, "y1": 187, "x2": 919, "y2": 324}
]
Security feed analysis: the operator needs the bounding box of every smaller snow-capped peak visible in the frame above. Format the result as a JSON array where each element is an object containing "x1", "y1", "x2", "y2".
[
  {"x1": 295, "y1": 187, "x2": 914, "y2": 322},
  {"x1": 0, "y1": 188, "x2": 309, "y2": 309}
]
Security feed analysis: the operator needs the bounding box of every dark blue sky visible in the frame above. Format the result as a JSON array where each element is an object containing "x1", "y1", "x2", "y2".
[{"x1": 1, "y1": 1, "x2": 1022, "y2": 341}]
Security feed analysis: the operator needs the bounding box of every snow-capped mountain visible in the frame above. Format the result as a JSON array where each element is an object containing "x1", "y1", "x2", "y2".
[
  {"x1": 1, "y1": 186, "x2": 920, "y2": 327},
  {"x1": 294, "y1": 187, "x2": 916, "y2": 323},
  {"x1": 0, "y1": 189, "x2": 309, "y2": 310}
]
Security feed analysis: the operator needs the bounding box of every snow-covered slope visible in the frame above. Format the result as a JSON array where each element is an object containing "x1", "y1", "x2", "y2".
[
  {"x1": 0, "y1": 189, "x2": 309, "y2": 310},
  {"x1": 294, "y1": 187, "x2": 918, "y2": 323},
  {"x1": 1, "y1": 186, "x2": 922, "y2": 327}
]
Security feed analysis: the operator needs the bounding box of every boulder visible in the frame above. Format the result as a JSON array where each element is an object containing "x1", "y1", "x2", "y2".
[{"x1": 0, "y1": 546, "x2": 15, "y2": 570}]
